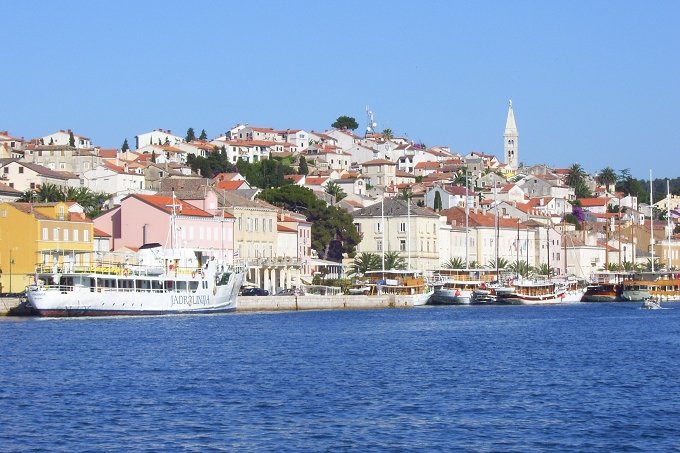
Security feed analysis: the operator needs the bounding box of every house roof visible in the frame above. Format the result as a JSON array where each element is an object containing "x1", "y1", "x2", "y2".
[
  {"x1": 440, "y1": 206, "x2": 525, "y2": 229},
  {"x1": 578, "y1": 197, "x2": 609, "y2": 207},
  {"x1": 129, "y1": 194, "x2": 213, "y2": 217},
  {"x1": 362, "y1": 159, "x2": 396, "y2": 166},
  {"x1": 0, "y1": 159, "x2": 78, "y2": 180},
  {"x1": 353, "y1": 198, "x2": 439, "y2": 218},
  {"x1": 214, "y1": 180, "x2": 248, "y2": 190},
  {"x1": 277, "y1": 224, "x2": 297, "y2": 233}
]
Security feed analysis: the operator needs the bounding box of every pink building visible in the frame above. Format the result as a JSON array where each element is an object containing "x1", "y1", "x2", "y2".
[{"x1": 95, "y1": 194, "x2": 236, "y2": 262}]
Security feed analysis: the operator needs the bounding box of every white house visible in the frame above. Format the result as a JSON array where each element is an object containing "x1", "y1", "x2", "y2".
[
  {"x1": 39, "y1": 129, "x2": 92, "y2": 148},
  {"x1": 135, "y1": 129, "x2": 184, "y2": 149},
  {"x1": 425, "y1": 184, "x2": 476, "y2": 210}
]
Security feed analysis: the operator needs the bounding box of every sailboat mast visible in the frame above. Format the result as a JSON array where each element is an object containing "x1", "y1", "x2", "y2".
[
  {"x1": 407, "y1": 195, "x2": 411, "y2": 270},
  {"x1": 381, "y1": 193, "x2": 385, "y2": 274},
  {"x1": 650, "y1": 170, "x2": 655, "y2": 272},
  {"x1": 465, "y1": 172, "x2": 469, "y2": 269},
  {"x1": 494, "y1": 180, "x2": 498, "y2": 275},
  {"x1": 668, "y1": 179, "x2": 672, "y2": 270}
]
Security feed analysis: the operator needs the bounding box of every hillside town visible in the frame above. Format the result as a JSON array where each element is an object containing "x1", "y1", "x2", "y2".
[{"x1": 1, "y1": 101, "x2": 679, "y2": 296}]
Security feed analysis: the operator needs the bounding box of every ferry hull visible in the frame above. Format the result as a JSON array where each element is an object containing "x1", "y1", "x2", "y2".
[{"x1": 429, "y1": 289, "x2": 472, "y2": 305}]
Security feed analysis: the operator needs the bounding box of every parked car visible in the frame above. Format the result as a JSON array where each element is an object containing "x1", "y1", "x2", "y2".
[{"x1": 239, "y1": 287, "x2": 270, "y2": 296}]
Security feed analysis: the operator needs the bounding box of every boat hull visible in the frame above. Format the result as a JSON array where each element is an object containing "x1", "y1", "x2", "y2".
[{"x1": 429, "y1": 289, "x2": 472, "y2": 305}]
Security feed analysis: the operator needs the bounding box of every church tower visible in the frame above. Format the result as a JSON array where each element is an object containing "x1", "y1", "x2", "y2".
[{"x1": 504, "y1": 100, "x2": 519, "y2": 169}]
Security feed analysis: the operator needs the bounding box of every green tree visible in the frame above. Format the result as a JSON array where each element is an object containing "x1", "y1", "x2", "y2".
[
  {"x1": 298, "y1": 156, "x2": 309, "y2": 175},
  {"x1": 257, "y1": 186, "x2": 361, "y2": 261},
  {"x1": 331, "y1": 115, "x2": 359, "y2": 130},
  {"x1": 509, "y1": 260, "x2": 531, "y2": 278},
  {"x1": 121, "y1": 138, "x2": 130, "y2": 153},
  {"x1": 384, "y1": 251, "x2": 407, "y2": 270},
  {"x1": 597, "y1": 166, "x2": 617, "y2": 190},
  {"x1": 487, "y1": 257, "x2": 509, "y2": 270},
  {"x1": 349, "y1": 252, "x2": 381, "y2": 275},
  {"x1": 185, "y1": 128, "x2": 196, "y2": 142},
  {"x1": 325, "y1": 181, "x2": 346, "y2": 205},
  {"x1": 433, "y1": 191, "x2": 442, "y2": 211},
  {"x1": 534, "y1": 263, "x2": 552, "y2": 276},
  {"x1": 565, "y1": 163, "x2": 586, "y2": 188},
  {"x1": 382, "y1": 128, "x2": 393, "y2": 140},
  {"x1": 199, "y1": 129, "x2": 208, "y2": 140},
  {"x1": 443, "y1": 257, "x2": 465, "y2": 269},
  {"x1": 36, "y1": 183, "x2": 65, "y2": 202},
  {"x1": 68, "y1": 131, "x2": 75, "y2": 147},
  {"x1": 151, "y1": 151, "x2": 157, "y2": 163}
]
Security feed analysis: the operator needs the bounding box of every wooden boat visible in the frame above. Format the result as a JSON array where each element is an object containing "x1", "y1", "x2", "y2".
[
  {"x1": 363, "y1": 270, "x2": 434, "y2": 306},
  {"x1": 621, "y1": 271, "x2": 680, "y2": 301},
  {"x1": 495, "y1": 278, "x2": 566, "y2": 305}
]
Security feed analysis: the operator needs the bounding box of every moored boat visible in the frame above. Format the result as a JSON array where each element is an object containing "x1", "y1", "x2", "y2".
[
  {"x1": 429, "y1": 268, "x2": 496, "y2": 305},
  {"x1": 621, "y1": 271, "x2": 680, "y2": 302},
  {"x1": 26, "y1": 244, "x2": 245, "y2": 317},
  {"x1": 363, "y1": 270, "x2": 434, "y2": 306},
  {"x1": 495, "y1": 278, "x2": 565, "y2": 305}
]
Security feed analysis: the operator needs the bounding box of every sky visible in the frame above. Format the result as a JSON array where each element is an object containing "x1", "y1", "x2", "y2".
[{"x1": 3, "y1": 0, "x2": 679, "y2": 178}]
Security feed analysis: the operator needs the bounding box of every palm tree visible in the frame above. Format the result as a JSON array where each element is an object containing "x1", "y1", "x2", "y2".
[
  {"x1": 384, "y1": 251, "x2": 406, "y2": 270},
  {"x1": 324, "y1": 181, "x2": 346, "y2": 205},
  {"x1": 487, "y1": 258, "x2": 509, "y2": 270},
  {"x1": 535, "y1": 263, "x2": 553, "y2": 276},
  {"x1": 443, "y1": 257, "x2": 465, "y2": 269},
  {"x1": 597, "y1": 167, "x2": 617, "y2": 191},
  {"x1": 36, "y1": 183, "x2": 65, "y2": 202},
  {"x1": 17, "y1": 189, "x2": 37, "y2": 202},
  {"x1": 509, "y1": 260, "x2": 531, "y2": 278},
  {"x1": 565, "y1": 163, "x2": 586, "y2": 188},
  {"x1": 349, "y1": 252, "x2": 381, "y2": 276},
  {"x1": 621, "y1": 261, "x2": 636, "y2": 271},
  {"x1": 382, "y1": 128, "x2": 393, "y2": 140}
]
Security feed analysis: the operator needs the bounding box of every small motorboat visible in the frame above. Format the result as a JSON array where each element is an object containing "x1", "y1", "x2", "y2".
[{"x1": 641, "y1": 297, "x2": 662, "y2": 310}]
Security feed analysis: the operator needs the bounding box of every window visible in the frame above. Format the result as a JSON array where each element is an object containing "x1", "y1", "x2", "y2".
[
  {"x1": 53, "y1": 228, "x2": 59, "y2": 241},
  {"x1": 63, "y1": 229, "x2": 68, "y2": 241},
  {"x1": 399, "y1": 222, "x2": 406, "y2": 233},
  {"x1": 400, "y1": 239, "x2": 406, "y2": 251},
  {"x1": 18, "y1": 167, "x2": 23, "y2": 174},
  {"x1": 83, "y1": 229, "x2": 89, "y2": 242},
  {"x1": 375, "y1": 222, "x2": 382, "y2": 233},
  {"x1": 73, "y1": 229, "x2": 79, "y2": 242},
  {"x1": 42, "y1": 228, "x2": 48, "y2": 240},
  {"x1": 2, "y1": 168, "x2": 7, "y2": 174},
  {"x1": 30, "y1": 183, "x2": 36, "y2": 189},
  {"x1": 354, "y1": 223, "x2": 361, "y2": 233},
  {"x1": 377, "y1": 240, "x2": 383, "y2": 252}
]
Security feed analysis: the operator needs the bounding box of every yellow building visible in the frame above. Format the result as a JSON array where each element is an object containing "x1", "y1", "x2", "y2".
[{"x1": 0, "y1": 202, "x2": 93, "y2": 293}]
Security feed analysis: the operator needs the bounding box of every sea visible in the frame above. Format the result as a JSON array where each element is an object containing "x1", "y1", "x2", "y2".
[{"x1": 2, "y1": 303, "x2": 680, "y2": 452}]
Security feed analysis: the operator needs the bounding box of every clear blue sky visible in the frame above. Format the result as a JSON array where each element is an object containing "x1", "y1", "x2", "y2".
[{"x1": 4, "y1": 1, "x2": 679, "y2": 178}]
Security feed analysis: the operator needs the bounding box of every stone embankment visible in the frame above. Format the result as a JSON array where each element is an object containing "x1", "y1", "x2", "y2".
[
  {"x1": 236, "y1": 294, "x2": 416, "y2": 311},
  {"x1": 0, "y1": 296, "x2": 35, "y2": 316}
]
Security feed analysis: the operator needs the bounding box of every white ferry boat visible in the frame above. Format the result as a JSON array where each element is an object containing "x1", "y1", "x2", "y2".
[
  {"x1": 26, "y1": 244, "x2": 245, "y2": 317},
  {"x1": 429, "y1": 268, "x2": 497, "y2": 305}
]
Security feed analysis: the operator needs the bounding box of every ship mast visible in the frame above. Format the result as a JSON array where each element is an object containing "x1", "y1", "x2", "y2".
[{"x1": 650, "y1": 170, "x2": 655, "y2": 272}]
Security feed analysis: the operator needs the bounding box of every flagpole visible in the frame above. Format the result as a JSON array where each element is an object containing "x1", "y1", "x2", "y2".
[{"x1": 650, "y1": 170, "x2": 655, "y2": 272}]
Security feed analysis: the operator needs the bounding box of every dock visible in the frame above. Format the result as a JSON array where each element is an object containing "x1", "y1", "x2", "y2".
[{"x1": 236, "y1": 294, "x2": 416, "y2": 311}]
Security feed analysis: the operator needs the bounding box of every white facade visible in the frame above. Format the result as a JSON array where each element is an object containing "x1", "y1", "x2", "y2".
[
  {"x1": 40, "y1": 130, "x2": 91, "y2": 148},
  {"x1": 135, "y1": 129, "x2": 184, "y2": 148}
]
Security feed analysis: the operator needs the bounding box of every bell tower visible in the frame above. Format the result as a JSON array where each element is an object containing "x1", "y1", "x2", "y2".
[{"x1": 504, "y1": 100, "x2": 519, "y2": 169}]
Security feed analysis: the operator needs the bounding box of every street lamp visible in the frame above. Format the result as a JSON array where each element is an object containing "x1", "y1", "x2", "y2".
[{"x1": 9, "y1": 248, "x2": 16, "y2": 294}]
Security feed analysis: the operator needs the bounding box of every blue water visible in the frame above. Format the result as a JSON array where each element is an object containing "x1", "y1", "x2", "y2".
[{"x1": 2, "y1": 303, "x2": 680, "y2": 452}]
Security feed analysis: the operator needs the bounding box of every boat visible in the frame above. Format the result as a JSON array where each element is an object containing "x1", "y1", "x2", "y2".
[
  {"x1": 362, "y1": 270, "x2": 434, "y2": 306},
  {"x1": 553, "y1": 277, "x2": 585, "y2": 303},
  {"x1": 471, "y1": 281, "x2": 514, "y2": 304},
  {"x1": 429, "y1": 268, "x2": 496, "y2": 305},
  {"x1": 621, "y1": 271, "x2": 680, "y2": 302},
  {"x1": 580, "y1": 271, "x2": 631, "y2": 302},
  {"x1": 495, "y1": 278, "x2": 566, "y2": 305},
  {"x1": 640, "y1": 296, "x2": 662, "y2": 310},
  {"x1": 26, "y1": 244, "x2": 245, "y2": 317}
]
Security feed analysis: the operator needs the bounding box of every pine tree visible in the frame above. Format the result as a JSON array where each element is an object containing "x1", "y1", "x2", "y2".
[
  {"x1": 199, "y1": 129, "x2": 208, "y2": 140},
  {"x1": 185, "y1": 128, "x2": 196, "y2": 142},
  {"x1": 298, "y1": 156, "x2": 309, "y2": 175},
  {"x1": 121, "y1": 138, "x2": 130, "y2": 153},
  {"x1": 151, "y1": 151, "x2": 157, "y2": 163},
  {"x1": 434, "y1": 191, "x2": 442, "y2": 211},
  {"x1": 68, "y1": 131, "x2": 75, "y2": 147}
]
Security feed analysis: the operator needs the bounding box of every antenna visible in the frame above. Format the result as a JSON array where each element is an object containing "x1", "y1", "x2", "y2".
[{"x1": 366, "y1": 106, "x2": 377, "y2": 135}]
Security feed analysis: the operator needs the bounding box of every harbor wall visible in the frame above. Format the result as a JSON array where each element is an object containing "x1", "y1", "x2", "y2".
[
  {"x1": 0, "y1": 297, "x2": 34, "y2": 316},
  {"x1": 236, "y1": 294, "x2": 415, "y2": 311}
]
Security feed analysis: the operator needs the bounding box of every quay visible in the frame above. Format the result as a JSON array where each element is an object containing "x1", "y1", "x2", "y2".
[
  {"x1": 0, "y1": 296, "x2": 35, "y2": 316},
  {"x1": 236, "y1": 294, "x2": 415, "y2": 311}
]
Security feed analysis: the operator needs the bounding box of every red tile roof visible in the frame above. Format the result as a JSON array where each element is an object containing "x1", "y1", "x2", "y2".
[{"x1": 131, "y1": 194, "x2": 212, "y2": 217}]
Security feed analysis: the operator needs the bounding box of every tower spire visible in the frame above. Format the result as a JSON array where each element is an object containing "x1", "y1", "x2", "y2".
[{"x1": 504, "y1": 99, "x2": 519, "y2": 169}]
